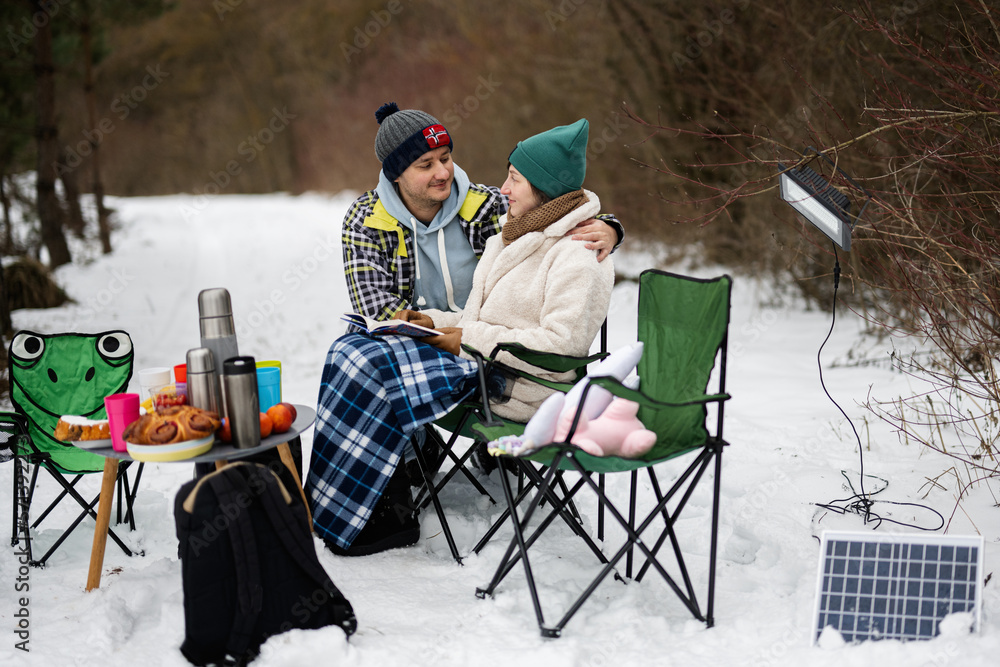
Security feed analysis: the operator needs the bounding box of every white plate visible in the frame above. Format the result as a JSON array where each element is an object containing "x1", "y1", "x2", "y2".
[
  {"x1": 71, "y1": 438, "x2": 113, "y2": 451},
  {"x1": 126, "y1": 434, "x2": 215, "y2": 462}
]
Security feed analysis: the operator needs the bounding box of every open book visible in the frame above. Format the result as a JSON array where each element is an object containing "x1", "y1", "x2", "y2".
[{"x1": 341, "y1": 313, "x2": 440, "y2": 338}]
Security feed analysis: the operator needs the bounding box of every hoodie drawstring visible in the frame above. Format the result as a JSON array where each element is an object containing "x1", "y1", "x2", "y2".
[
  {"x1": 411, "y1": 217, "x2": 427, "y2": 307},
  {"x1": 438, "y1": 229, "x2": 460, "y2": 311}
]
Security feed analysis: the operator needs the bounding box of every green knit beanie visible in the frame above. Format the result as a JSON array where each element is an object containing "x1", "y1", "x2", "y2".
[{"x1": 509, "y1": 119, "x2": 589, "y2": 200}]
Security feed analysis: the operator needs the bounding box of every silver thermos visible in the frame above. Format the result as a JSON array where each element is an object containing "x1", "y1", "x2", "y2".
[
  {"x1": 185, "y1": 347, "x2": 220, "y2": 415},
  {"x1": 221, "y1": 356, "x2": 261, "y2": 449},
  {"x1": 197, "y1": 288, "x2": 240, "y2": 414}
]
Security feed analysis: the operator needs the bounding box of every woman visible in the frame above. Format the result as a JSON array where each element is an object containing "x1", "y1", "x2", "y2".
[{"x1": 307, "y1": 119, "x2": 615, "y2": 556}]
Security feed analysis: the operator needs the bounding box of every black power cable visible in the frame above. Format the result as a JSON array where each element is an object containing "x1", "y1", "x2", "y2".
[{"x1": 813, "y1": 244, "x2": 944, "y2": 531}]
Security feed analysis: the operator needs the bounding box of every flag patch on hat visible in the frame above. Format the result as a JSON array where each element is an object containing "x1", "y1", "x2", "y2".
[{"x1": 423, "y1": 125, "x2": 450, "y2": 148}]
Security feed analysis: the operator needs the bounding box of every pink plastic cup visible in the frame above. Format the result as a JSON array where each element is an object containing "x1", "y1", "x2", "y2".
[{"x1": 105, "y1": 393, "x2": 140, "y2": 453}]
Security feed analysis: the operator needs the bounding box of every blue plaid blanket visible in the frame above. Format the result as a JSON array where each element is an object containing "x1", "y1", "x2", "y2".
[{"x1": 306, "y1": 333, "x2": 477, "y2": 548}]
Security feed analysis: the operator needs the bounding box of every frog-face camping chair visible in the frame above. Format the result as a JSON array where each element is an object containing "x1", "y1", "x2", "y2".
[
  {"x1": 410, "y1": 324, "x2": 610, "y2": 565},
  {"x1": 473, "y1": 270, "x2": 733, "y2": 637},
  {"x1": 2, "y1": 331, "x2": 143, "y2": 566}
]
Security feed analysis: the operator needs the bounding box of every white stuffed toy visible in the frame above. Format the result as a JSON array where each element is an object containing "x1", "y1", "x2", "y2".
[
  {"x1": 552, "y1": 397, "x2": 656, "y2": 458},
  {"x1": 488, "y1": 343, "x2": 655, "y2": 458},
  {"x1": 560, "y1": 341, "x2": 644, "y2": 422}
]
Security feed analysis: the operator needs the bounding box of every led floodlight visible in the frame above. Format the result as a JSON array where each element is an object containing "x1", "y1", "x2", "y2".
[{"x1": 779, "y1": 163, "x2": 853, "y2": 251}]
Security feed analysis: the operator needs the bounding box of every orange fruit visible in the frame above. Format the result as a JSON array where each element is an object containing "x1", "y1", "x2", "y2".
[
  {"x1": 266, "y1": 403, "x2": 293, "y2": 434},
  {"x1": 278, "y1": 402, "x2": 298, "y2": 422},
  {"x1": 259, "y1": 411, "x2": 273, "y2": 438}
]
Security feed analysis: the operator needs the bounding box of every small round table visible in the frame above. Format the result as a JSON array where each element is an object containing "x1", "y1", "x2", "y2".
[{"x1": 84, "y1": 404, "x2": 315, "y2": 591}]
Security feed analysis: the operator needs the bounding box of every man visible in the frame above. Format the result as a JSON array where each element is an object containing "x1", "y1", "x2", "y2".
[{"x1": 343, "y1": 102, "x2": 624, "y2": 321}]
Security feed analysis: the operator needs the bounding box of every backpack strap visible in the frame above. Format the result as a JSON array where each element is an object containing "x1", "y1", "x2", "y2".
[
  {"x1": 204, "y1": 464, "x2": 265, "y2": 661},
  {"x1": 254, "y1": 467, "x2": 357, "y2": 636}
]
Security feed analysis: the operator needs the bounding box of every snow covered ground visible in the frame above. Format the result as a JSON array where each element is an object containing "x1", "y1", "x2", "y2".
[{"x1": 1, "y1": 192, "x2": 997, "y2": 666}]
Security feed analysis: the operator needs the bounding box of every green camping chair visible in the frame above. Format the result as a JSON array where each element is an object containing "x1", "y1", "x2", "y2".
[
  {"x1": 3, "y1": 330, "x2": 143, "y2": 566},
  {"x1": 472, "y1": 270, "x2": 733, "y2": 637}
]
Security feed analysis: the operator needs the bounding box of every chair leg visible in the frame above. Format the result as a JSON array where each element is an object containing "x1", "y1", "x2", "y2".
[
  {"x1": 553, "y1": 473, "x2": 583, "y2": 524},
  {"x1": 413, "y1": 418, "x2": 499, "y2": 513},
  {"x1": 515, "y1": 464, "x2": 609, "y2": 564},
  {"x1": 597, "y1": 473, "x2": 605, "y2": 542},
  {"x1": 30, "y1": 474, "x2": 84, "y2": 529},
  {"x1": 124, "y1": 462, "x2": 145, "y2": 529},
  {"x1": 485, "y1": 447, "x2": 723, "y2": 637},
  {"x1": 478, "y1": 453, "x2": 620, "y2": 638},
  {"x1": 412, "y1": 437, "x2": 463, "y2": 565},
  {"x1": 115, "y1": 461, "x2": 142, "y2": 530},
  {"x1": 12, "y1": 456, "x2": 33, "y2": 564},
  {"x1": 477, "y1": 456, "x2": 556, "y2": 636},
  {"x1": 480, "y1": 459, "x2": 612, "y2": 579},
  {"x1": 415, "y1": 440, "x2": 497, "y2": 511},
  {"x1": 30, "y1": 467, "x2": 138, "y2": 566},
  {"x1": 116, "y1": 471, "x2": 124, "y2": 525},
  {"x1": 552, "y1": 457, "x2": 709, "y2": 631},
  {"x1": 471, "y1": 467, "x2": 539, "y2": 555},
  {"x1": 634, "y1": 449, "x2": 713, "y2": 596},
  {"x1": 635, "y1": 469, "x2": 700, "y2": 607},
  {"x1": 706, "y1": 442, "x2": 724, "y2": 628},
  {"x1": 11, "y1": 455, "x2": 21, "y2": 548}
]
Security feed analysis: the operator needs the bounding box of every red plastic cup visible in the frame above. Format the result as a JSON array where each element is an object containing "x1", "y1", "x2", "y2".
[
  {"x1": 105, "y1": 393, "x2": 140, "y2": 453},
  {"x1": 174, "y1": 363, "x2": 187, "y2": 383}
]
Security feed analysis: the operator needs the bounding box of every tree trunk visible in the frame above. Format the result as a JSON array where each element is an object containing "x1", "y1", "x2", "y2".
[
  {"x1": 1, "y1": 175, "x2": 14, "y2": 254},
  {"x1": 0, "y1": 260, "x2": 12, "y2": 339},
  {"x1": 58, "y1": 146, "x2": 87, "y2": 238},
  {"x1": 32, "y1": 0, "x2": 72, "y2": 268},
  {"x1": 81, "y1": 1, "x2": 112, "y2": 254}
]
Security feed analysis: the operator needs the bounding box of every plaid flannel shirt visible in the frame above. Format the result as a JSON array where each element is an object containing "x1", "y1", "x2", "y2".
[
  {"x1": 342, "y1": 183, "x2": 504, "y2": 321},
  {"x1": 342, "y1": 183, "x2": 625, "y2": 321}
]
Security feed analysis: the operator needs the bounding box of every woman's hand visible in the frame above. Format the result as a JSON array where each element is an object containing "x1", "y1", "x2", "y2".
[
  {"x1": 421, "y1": 327, "x2": 462, "y2": 356},
  {"x1": 393, "y1": 309, "x2": 435, "y2": 330},
  {"x1": 568, "y1": 218, "x2": 616, "y2": 262}
]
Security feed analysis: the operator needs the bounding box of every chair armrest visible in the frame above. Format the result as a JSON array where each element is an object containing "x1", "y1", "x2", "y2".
[
  {"x1": 0, "y1": 411, "x2": 31, "y2": 437},
  {"x1": 586, "y1": 375, "x2": 731, "y2": 409},
  {"x1": 555, "y1": 376, "x2": 730, "y2": 443},
  {"x1": 0, "y1": 411, "x2": 32, "y2": 459},
  {"x1": 459, "y1": 345, "x2": 503, "y2": 427},
  {"x1": 488, "y1": 342, "x2": 608, "y2": 374}
]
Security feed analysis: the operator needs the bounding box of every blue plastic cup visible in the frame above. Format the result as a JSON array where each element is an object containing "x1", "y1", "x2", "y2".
[{"x1": 256, "y1": 366, "x2": 281, "y2": 412}]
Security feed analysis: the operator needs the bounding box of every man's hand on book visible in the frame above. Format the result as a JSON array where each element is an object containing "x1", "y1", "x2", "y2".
[
  {"x1": 393, "y1": 309, "x2": 435, "y2": 330},
  {"x1": 422, "y1": 327, "x2": 462, "y2": 356}
]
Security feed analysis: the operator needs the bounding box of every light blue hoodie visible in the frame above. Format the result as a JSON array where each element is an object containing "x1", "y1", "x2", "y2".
[{"x1": 375, "y1": 164, "x2": 480, "y2": 312}]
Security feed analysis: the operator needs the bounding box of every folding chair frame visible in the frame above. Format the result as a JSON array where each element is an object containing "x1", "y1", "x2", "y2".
[
  {"x1": 6, "y1": 411, "x2": 143, "y2": 567},
  {"x1": 476, "y1": 437, "x2": 725, "y2": 637},
  {"x1": 472, "y1": 270, "x2": 732, "y2": 637}
]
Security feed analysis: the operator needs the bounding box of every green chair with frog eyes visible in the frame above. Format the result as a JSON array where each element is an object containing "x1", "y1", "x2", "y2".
[{"x1": 2, "y1": 330, "x2": 144, "y2": 566}]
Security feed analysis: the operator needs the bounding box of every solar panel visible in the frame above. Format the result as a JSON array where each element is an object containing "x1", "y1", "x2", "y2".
[{"x1": 812, "y1": 530, "x2": 984, "y2": 644}]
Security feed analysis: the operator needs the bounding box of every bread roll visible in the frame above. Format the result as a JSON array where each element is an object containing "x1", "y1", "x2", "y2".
[{"x1": 122, "y1": 405, "x2": 221, "y2": 445}]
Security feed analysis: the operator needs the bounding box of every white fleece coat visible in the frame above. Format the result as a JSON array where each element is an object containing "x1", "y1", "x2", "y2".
[{"x1": 423, "y1": 189, "x2": 615, "y2": 422}]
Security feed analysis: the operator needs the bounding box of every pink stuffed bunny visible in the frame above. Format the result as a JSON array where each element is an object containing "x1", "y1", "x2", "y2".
[{"x1": 553, "y1": 397, "x2": 657, "y2": 458}]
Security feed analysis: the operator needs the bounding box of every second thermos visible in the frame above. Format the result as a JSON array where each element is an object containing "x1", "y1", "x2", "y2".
[
  {"x1": 185, "y1": 347, "x2": 220, "y2": 415},
  {"x1": 221, "y1": 356, "x2": 260, "y2": 449}
]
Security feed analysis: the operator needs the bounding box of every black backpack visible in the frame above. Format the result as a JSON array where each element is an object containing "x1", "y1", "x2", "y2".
[{"x1": 174, "y1": 462, "x2": 357, "y2": 665}]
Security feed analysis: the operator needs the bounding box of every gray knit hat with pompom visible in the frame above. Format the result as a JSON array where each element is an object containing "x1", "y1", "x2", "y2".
[{"x1": 374, "y1": 102, "x2": 453, "y2": 181}]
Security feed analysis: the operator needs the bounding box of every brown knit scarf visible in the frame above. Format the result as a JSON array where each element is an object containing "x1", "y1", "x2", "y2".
[{"x1": 502, "y1": 189, "x2": 588, "y2": 245}]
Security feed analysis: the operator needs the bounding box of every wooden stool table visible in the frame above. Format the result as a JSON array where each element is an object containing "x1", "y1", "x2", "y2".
[{"x1": 82, "y1": 404, "x2": 315, "y2": 591}]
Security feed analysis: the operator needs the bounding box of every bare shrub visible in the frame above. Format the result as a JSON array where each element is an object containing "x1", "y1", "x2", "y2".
[
  {"x1": 4, "y1": 257, "x2": 70, "y2": 311},
  {"x1": 624, "y1": 0, "x2": 1000, "y2": 521}
]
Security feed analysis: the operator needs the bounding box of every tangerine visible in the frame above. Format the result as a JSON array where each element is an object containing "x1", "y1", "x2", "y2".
[{"x1": 266, "y1": 403, "x2": 293, "y2": 434}]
